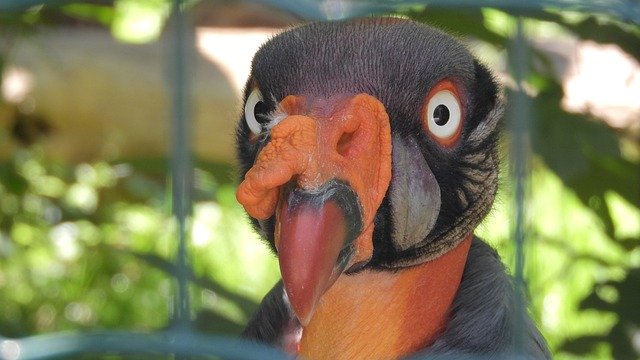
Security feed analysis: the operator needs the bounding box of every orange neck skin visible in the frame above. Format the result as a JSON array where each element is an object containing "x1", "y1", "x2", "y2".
[{"x1": 298, "y1": 235, "x2": 473, "y2": 360}]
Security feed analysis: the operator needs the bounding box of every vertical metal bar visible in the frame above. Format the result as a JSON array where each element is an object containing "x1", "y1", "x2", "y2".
[
  {"x1": 169, "y1": 0, "x2": 192, "y2": 332},
  {"x1": 508, "y1": 17, "x2": 530, "y2": 357}
]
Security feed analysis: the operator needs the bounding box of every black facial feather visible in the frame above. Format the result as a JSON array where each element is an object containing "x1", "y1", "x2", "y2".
[
  {"x1": 370, "y1": 60, "x2": 501, "y2": 268},
  {"x1": 236, "y1": 18, "x2": 502, "y2": 267}
]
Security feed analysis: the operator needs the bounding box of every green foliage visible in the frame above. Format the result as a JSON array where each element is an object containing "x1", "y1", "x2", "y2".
[
  {"x1": 0, "y1": 147, "x2": 278, "y2": 338},
  {"x1": 0, "y1": 1, "x2": 170, "y2": 44},
  {"x1": 109, "y1": 0, "x2": 171, "y2": 43}
]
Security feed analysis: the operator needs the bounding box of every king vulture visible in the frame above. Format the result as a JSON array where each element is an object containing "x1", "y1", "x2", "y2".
[{"x1": 235, "y1": 17, "x2": 551, "y2": 359}]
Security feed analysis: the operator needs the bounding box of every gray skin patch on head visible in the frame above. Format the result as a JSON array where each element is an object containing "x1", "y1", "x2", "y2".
[{"x1": 390, "y1": 135, "x2": 441, "y2": 252}]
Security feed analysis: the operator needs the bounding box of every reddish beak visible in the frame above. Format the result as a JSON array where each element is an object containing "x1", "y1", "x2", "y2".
[
  {"x1": 236, "y1": 93, "x2": 392, "y2": 325},
  {"x1": 276, "y1": 182, "x2": 361, "y2": 325}
]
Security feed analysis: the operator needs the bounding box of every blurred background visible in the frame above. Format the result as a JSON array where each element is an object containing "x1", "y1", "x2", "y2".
[{"x1": 0, "y1": 1, "x2": 638, "y2": 359}]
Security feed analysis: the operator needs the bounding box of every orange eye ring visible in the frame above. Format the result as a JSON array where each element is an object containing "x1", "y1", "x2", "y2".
[{"x1": 421, "y1": 79, "x2": 464, "y2": 147}]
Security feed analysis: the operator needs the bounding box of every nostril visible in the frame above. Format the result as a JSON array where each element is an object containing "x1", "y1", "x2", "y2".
[{"x1": 337, "y1": 131, "x2": 356, "y2": 157}]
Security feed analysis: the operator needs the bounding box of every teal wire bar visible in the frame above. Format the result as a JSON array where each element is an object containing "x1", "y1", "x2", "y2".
[
  {"x1": 507, "y1": 17, "x2": 531, "y2": 358},
  {"x1": 169, "y1": 0, "x2": 193, "y2": 333},
  {"x1": 1, "y1": 331, "x2": 290, "y2": 359}
]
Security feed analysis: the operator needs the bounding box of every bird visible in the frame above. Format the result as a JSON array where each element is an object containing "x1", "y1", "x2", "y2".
[{"x1": 234, "y1": 17, "x2": 550, "y2": 359}]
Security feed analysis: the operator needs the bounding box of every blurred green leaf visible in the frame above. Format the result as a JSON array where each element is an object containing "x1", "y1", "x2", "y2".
[
  {"x1": 567, "y1": 268, "x2": 640, "y2": 358},
  {"x1": 530, "y1": 12, "x2": 640, "y2": 61},
  {"x1": 111, "y1": 0, "x2": 170, "y2": 43},
  {"x1": 403, "y1": 7, "x2": 508, "y2": 45},
  {"x1": 532, "y1": 81, "x2": 640, "y2": 212},
  {"x1": 61, "y1": 3, "x2": 114, "y2": 26}
]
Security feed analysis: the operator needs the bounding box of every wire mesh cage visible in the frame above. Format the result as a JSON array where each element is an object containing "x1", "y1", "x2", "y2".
[{"x1": 0, "y1": 0, "x2": 639, "y2": 359}]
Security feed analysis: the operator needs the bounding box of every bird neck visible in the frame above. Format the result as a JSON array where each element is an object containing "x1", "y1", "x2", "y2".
[{"x1": 297, "y1": 235, "x2": 473, "y2": 360}]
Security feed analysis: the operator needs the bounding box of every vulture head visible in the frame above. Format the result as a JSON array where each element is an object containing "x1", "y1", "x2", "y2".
[{"x1": 235, "y1": 18, "x2": 529, "y2": 359}]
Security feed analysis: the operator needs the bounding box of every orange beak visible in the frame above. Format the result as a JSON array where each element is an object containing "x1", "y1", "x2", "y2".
[{"x1": 236, "y1": 93, "x2": 392, "y2": 325}]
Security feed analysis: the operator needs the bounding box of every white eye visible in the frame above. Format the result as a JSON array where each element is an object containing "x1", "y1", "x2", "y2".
[
  {"x1": 425, "y1": 90, "x2": 462, "y2": 140},
  {"x1": 245, "y1": 88, "x2": 266, "y2": 136}
]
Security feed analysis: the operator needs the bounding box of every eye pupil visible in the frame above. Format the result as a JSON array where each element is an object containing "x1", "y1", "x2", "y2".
[
  {"x1": 433, "y1": 104, "x2": 450, "y2": 126},
  {"x1": 254, "y1": 100, "x2": 269, "y2": 124}
]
